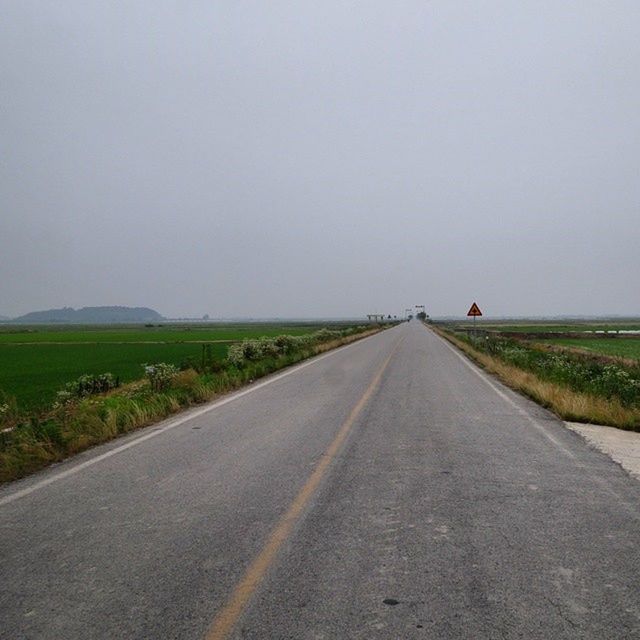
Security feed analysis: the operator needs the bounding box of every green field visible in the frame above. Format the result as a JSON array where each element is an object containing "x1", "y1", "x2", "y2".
[
  {"x1": 0, "y1": 323, "x2": 330, "y2": 411},
  {"x1": 542, "y1": 338, "x2": 640, "y2": 361},
  {"x1": 0, "y1": 324, "x2": 325, "y2": 344},
  {"x1": 446, "y1": 319, "x2": 640, "y2": 362},
  {"x1": 458, "y1": 322, "x2": 640, "y2": 334}
]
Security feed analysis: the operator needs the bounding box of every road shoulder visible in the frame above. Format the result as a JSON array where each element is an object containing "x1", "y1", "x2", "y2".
[{"x1": 565, "y1": 421, "x2": 640, "y2": 480}]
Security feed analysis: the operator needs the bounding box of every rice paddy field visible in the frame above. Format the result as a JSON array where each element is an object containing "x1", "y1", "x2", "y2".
[
  {"x1": 459, "y1": 322, "x2": 640, "y2": 334},
  {"x1": 451, "y1": 319, "x2": 640, "y2": 362},
  {"x1": 0, "y1": 323, "x2": 339, "y2": 411},
  {"x1": 541, "y1": 338, "x2": 640, "y2": 360}
]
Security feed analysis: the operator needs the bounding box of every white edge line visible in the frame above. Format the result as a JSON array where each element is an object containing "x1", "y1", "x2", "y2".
[
  {"x1": 0, "y1": 330, "x2": 387, "y2": 507},
  {"x1": 428, "y1": 326, "x2": 577, "y2": 459}
]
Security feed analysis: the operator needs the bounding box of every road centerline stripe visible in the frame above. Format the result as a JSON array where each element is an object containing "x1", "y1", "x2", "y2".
[{"x1": 204, "y1": 340, "x2": 400, "y2": 640}]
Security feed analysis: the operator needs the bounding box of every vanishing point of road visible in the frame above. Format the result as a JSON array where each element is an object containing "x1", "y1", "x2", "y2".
[{"x1": 1, "y1": 322, "x2": 639, "y2": 639}]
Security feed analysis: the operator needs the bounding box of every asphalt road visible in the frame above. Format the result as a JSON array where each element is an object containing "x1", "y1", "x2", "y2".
[{"x1": 1, "y1": 321, "x2": 639, "y2": 639}]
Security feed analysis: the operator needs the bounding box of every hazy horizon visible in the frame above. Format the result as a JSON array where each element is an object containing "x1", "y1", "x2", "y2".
[
  {"x1": 4, "y1": 305, "x2": 640, "y2": 323},
  {"x1": 2, "y1": 1, "x2": 639, "y2": 319}
]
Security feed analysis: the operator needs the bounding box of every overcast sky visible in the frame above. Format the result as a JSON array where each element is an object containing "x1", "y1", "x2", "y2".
[{"x1": 1, "y1": 1, "x2": 638, "y2": 319}]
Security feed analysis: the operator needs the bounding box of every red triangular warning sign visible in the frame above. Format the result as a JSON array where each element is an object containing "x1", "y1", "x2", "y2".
[{"x1": 467, "y1": 302, "x2": 482, "y2": 317}]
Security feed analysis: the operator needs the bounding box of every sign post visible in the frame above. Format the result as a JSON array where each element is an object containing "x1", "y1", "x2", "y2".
[{"x1": 466, "y1": 302, "x2": 483, "y2": 337}]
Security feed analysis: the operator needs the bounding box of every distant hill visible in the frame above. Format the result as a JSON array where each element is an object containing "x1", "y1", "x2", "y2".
[{"x1": 12, "y1": 306, "x2": 165, "y2": 324}]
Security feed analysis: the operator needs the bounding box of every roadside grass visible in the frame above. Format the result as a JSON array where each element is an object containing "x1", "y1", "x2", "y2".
[
  {"x1": 432, "y1": 326, "x2": 640, "y2": 432},
  {"x1": 0, "y1": 326, "x2": 384, "y2": 483}
]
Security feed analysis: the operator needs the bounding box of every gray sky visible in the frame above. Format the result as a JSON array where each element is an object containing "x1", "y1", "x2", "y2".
[{"x1": 1, "y1": 1, "x2": 639, "y2": 319}]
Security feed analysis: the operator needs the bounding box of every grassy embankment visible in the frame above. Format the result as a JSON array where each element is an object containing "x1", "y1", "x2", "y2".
[
  {"x1": 0, "y1": 324, "x2": 384, "y2": 482},
  {"x1": 432, "y1": 324, "x2": 640, "y2": 431}
]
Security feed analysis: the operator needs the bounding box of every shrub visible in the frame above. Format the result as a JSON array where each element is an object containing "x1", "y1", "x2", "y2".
[
  {"x1": 240, "y1": 340, "x2": 264, "y2": 361},
  {"x1": 314, "y1": 328, "x2": 340, "y2": 342},
  {"x1": 227, "y1": 343, "x2": 246, "y2": 367},
  {"x1": 593, "y1": 365, "x2": 640, "y2": 405},
  {"x1": 274, "y1": 335, "x2": 297, "y2": 354},
  {"x1": 56, "y1": 373, "x2": 119, "y2": 405},
  {"x1": 143, "y1": 363, "x2": 178, "y2": 391},
  {"x1": 225, "y1": 328, "x2": 348, "y2": 367},
  {"x1": 225, "y1": 327, "x2": 363, "y2": 367}
]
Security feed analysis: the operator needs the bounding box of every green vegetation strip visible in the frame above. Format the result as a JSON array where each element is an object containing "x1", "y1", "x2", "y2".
[
  {"x1": 0, "y1": 324, "x2": 330, "y2": 411},
  {"x1": 0, "y1": 325, "x2": 384, "y2": 483},
  {"x1": 0, "y1": 343, "x2": 231, "y2": 411},
  {"x1": 0, "y1": 325, "x2": 325, "y2": 344},
  {"x1": 541, "y1": 338, "x2": 640, "y2": 361},
  {"x1": 459, "y1": 322, "x2": 640, "y2": 334},
  {"x1": 433, "y1": 326, "x2": 640, "y2": 432}
]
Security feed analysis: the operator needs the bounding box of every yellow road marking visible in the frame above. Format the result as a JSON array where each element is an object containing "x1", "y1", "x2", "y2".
[{"x1": 205, "y1": 343, "x2": 399, "y2": 640}]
